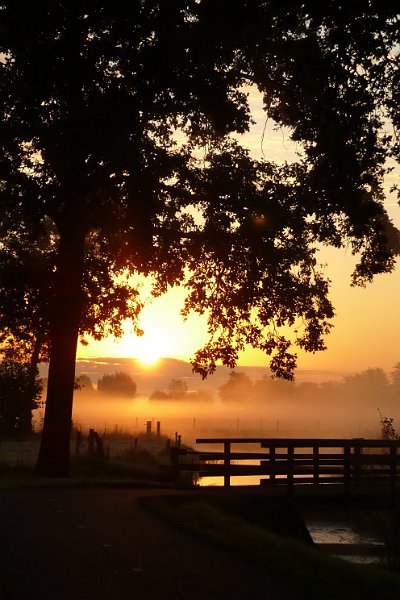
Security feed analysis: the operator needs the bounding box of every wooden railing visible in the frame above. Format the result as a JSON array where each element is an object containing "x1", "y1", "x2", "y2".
[{"x1": 170, "y1": 438, "x2": 400, "y2": 493}]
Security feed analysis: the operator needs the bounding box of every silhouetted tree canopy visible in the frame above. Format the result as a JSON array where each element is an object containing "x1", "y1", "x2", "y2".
[
  {"x1": 0, "y1": 215, "x2": 54, "y2": 365},
  {"x1": 97, "y1": 371, "x2": 137, "y2": 397},
  {"x1": 0, "y1": 360, "x2": 42, "y2": 436},
  {"x1": 0, "y1": 1, "x2": 399, "y2": 475}
]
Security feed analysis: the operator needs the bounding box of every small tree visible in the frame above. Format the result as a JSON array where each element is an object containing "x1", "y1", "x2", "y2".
[
  {"x1": 149, "y1": 390, "x2": 169, "y2": 402},
  {"x1": 97, "y1": 372, "x2": 137, "y2": 398},
  {"x1": 378, "y1": 409, "x2": 399, "y2": 441},
  {"x1": 168, "y1": 379, "x2": 188, "y2": 400},
  {"x1": 252, "y1": 375, "x2": 295, "y2": 403},
  {"x1": 219, "y1": 372, "x2": 253, "y2": 404},
  {"x1": 75, "y1": 374, "x2": 94, "y2": 392},
  {"x1": 0, "y1": 360, "x2": 42, "y2": 436}
]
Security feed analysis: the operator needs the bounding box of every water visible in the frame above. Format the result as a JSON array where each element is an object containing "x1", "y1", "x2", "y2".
[{"x1": 304, "y1": 516, "x2": 385, "y2": 564}]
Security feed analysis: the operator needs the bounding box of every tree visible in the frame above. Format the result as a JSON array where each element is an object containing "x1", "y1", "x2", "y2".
[
  {"x1": 252, "y1": 374, "x2": 295, "y2": 403},
  {"x1": 1, "y1": 2, "x2": 399, "y2": 475},
  {"x1": 0, "y1": 214, "x2": 54, "y2": 418},
  {"x1": 0, "y1": 360, "x2": 42, "y2": 436},
  {"x1": 219, "y1": 371, "x2": 254, "y2": 404},
  {"x1": 188, "y1": 389, "x2": 213, "y2": 403},
  {"x1": 342, "y1": 367, "x2": 390, "y2": 407},
  {"x1": 390, "y1": 362, "x2": 400, "y2": 389},
  {"x1": 75, "y1": 374, "x2": 94, "y2": 392},
  {"x1": 97, "y1": 372, "x2": 137, "y2": 398},
  {"x1": 149, "y1": 390, "x2": 169, "y2": 401},
  {"x1": 168, "y1": 378, "x2": 188, "y2": 400},
  {"x1": 0, "y1": 214, "x2": 54, "y2": 365},
  {"x1": 378, "y1": 408, "x2": 399, "y2": 441}
]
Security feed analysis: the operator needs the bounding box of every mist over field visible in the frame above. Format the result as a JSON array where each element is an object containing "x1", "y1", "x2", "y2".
[{"x1": 37, "y1": 357, "x2": 400, "y2": 446}]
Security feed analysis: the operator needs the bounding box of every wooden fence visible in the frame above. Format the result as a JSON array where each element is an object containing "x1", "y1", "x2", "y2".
[{"x1": 170, "y1": 438, "x2": 400, "y2": 493}]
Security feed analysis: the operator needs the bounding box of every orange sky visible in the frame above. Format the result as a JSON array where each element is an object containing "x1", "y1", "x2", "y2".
[{"x1": 78, "y1": 88, "x2": 400, "y2": 377}]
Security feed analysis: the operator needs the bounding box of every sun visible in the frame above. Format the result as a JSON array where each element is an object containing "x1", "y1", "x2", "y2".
[
  {"x1": 133, "y1": 331, "x2": 169, "y2": 366},
  {"x1": 136, "y1": 345, "x2": 160, "y2": 365},
  {"x1": 77, "y1": 286, "x2": 210, "y2": 364}
]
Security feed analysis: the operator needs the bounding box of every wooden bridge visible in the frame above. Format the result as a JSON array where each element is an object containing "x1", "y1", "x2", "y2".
[{"x1": 170, "y1": 437, "x2": 400, "y2": 494}]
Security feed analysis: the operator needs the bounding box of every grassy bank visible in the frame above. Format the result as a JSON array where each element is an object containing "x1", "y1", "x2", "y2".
[
  {"x1": 0, "y1": 453, "x2": 171, "y2": 489},
  {"x1": 141, "y1": 491, "x2": 400, "y2": 600}
]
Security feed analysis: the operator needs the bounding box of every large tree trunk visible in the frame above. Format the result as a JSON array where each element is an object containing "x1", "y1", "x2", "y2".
[{"x1": 35, "y1": 226, "x2": 85, "y2": 477}]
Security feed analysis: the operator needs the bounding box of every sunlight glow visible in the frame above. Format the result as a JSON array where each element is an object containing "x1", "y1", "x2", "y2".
[
  {"x1": 138, "y1": 350, "x2": 159, "y2": 366},
  {"x1": 133, "y1": 331, "x2": 168, "y2": 366},
  {"x1": 77, "y1": 286, "x2": 209, "y2": 365}
]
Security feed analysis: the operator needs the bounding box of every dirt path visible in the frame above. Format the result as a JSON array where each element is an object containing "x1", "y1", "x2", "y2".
[{"x1": 0, "y1": 488, "x2": 297, "y2": 600}]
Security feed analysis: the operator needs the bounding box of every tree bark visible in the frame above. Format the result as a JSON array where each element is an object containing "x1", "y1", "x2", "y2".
[{"x1": 35, "y1": 226, "x2": 85, "y2": 477}]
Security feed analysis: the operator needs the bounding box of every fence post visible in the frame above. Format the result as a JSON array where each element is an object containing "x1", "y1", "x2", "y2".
[
  {"x1": 390, "y1": 443, "x2": 397, "y2": 496},
  {"x1": 170, "y1": 446, "x2": 180, "y2": 481},
  {"x1": 287, "y1": 445, "x2": 294, "y2": 494},
  {"x1": 75, "y1": 430, "x2": 82, "y2": 457},
  {"x1": 224, "y1": 441, "x2": 231, "y2": 487},
  {"x1": 313, "y1": 444, "x2": 319, "y2": 486},
  {"x1": 344, "y1": 443, "x2": 351, "y2": 495},
  {"x1": 88, "y1": 429, "x2": 95, "y2": 456},
  {"x1": 269, "y1": 445, "x2": 276, "y2": 484},
  {"x1": 353, "y1": 440, "x2": 363, "y2": 481}
]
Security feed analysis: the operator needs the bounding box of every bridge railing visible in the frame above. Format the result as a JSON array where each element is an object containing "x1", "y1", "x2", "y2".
[{"x1": 169, "y1": 438, "x2": 400, "y2": 492}]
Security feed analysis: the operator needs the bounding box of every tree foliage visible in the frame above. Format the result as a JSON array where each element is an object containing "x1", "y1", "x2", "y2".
[
  {"x1": 149, "y1": 380, "x2": 212, "y2": 402},
  {"x1": 75, "y1": 374, "x2": 94, "y2": 392},
  {"x1": 0, "y1": 1, "x2": 399, "y2": 475},
  {"x1": 390, "y1": 362, "x2": 400, "y2": 389},
  {"x1": 0, "y1": 215, "x2": 54, "y2": 364},
  {"x1": 0, "y1": 360, "x2": 42, "y2": 436},
  {"x1": 219, "y1": 371, "x2": 254, "y2": 404},
  {"x1": 378, "y1": 409, "x2": 399, "y2": 441},
  {"x1": 167, "y1": 378, "x2": 188, "y2": 400},
  {"x1": 149, "y1": 389, "x2": 169, "y2": 402},
  {"x1": 97, "y1": 371, "x2": 137, "y2": 398}
]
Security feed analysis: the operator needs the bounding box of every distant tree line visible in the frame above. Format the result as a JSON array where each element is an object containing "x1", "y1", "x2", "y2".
[
  {"x1": 80, "y1": 365, "x2": 400, "y2": 407},
  {"x1": 3, "y1": 362, "x2": 399, "y2": 438},
  {"x1": 149, "y1": 378, "x2": 212, "y2": 403},
  {"x1": 218, "y1": 364, "x2": 400, "y2": 409},
  {"x1": 77, "y1": 371, "x2": 137, "y2": 398},
  {"x1": 96, "y1": 372, "x2": 137, "y2": 397},
  {"x1": 0, "y1": 367, "x2": 137, "y2": 437}
]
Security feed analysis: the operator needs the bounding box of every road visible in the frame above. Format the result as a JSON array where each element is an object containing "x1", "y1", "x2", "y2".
[{"x1": 0, "y1": 488, "x2": 297, "y2": 600}]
